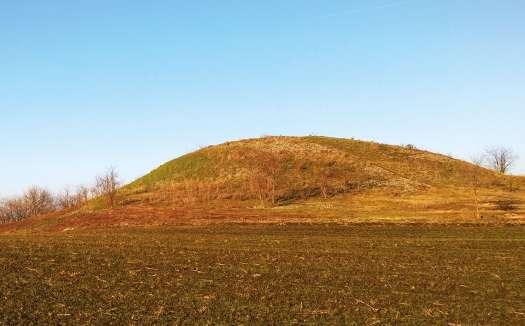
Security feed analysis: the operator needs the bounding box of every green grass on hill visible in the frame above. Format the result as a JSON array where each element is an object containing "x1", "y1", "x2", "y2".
[
  {"x1": 122, "y1": 136, "x2": 515, "y2": 206},
  {"x1": 130, "y1": 151, "x2": 215, "y2": 189},
  {"x1": 135, "y1": 136, "x2": 508, "y2": 188}
]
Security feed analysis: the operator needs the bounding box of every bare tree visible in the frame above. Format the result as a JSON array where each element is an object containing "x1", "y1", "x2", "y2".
[
  {"x1": 318, "y1": 164, "x2": 335, "y2": 199},
  {"x1": 248, "y1": 154, "x2": 282, "y2": 207},
  {"x1": 0, "y1": 186, "x2": 55, "y2": 223},
  {"x1": 24, "y1": 186, "x2": 56, "y2": 216},
  {"x1": 94, "y1": 167, "x2": 121, "y2": 207},
  {"x1": 1, "y1": 178, "x2": 98, "y2": 224},
  {"x1": 0, "y1": 197, "x2": 28, "y2": 222},
  {"x1": 75, "y1": 185, "x2": 91, "y2": 205},
  {"x1": 485, "y1": 147, "x2": 518, "y2": 174},
  {"x1": 469, "y1": 155, "x2": 486, "y2": 219},
  {"x1": 56, "y1": 188, "x2": 74, "y2": 210},
  {"x1": 57, "y1": 185, "x2": 92, "y2": 210},
  {"x1": 0, "y1": 203, "x2": 8, "y2": 223}
]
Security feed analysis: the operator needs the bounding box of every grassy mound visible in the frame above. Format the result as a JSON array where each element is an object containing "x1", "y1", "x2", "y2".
[
  {"x1": 3, "y1": 136, "x2": 523, "y2": 232},
  {"x1": 124, "y1": 136, "x2": 509, "y2": 206}
]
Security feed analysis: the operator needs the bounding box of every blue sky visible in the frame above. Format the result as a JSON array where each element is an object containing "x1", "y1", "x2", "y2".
[{"x1": 1, "y1": 1, "x2": 524, "y2": 196}]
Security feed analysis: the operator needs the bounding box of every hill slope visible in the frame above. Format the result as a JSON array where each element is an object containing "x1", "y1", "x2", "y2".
[
  {"x1": 3, "y1": 136, "x2": 525, "y2": 232},
  {"x1": 123, "y1": 136, "x2": 513, "y2": 205},
  {"x1": 129, "y1": 137, "x2": 482, "y2": 195}
]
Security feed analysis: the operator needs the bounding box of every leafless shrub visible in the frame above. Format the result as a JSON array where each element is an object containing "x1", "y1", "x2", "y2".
[
  {"x1": 0, "y1": 197, "x2": 28, "y2": 222},
  {"x1": 94, "y1": 167, "x2": 121, "y2": 208},
  {"x1": 485, "y1": 147, "x2": 518, "y2": 174},
  {"x1": 24, "y1": 186, "x2": 56, "y2": 216},
  {"x1": 0, "y1": 169, "x2": 117, "y2": 224},
  {"x1": 248, "y1": 153, "x2": 283, "y2": 207},
  {"x1": 0, "y1": 186, "x2": 56, "y2": 223},
  {"x1": 0, "y1": 204, "x2": 8, "y2": 224},
  {"x1": 57, "y1": 185, "x2": 92, "y2": 210},
  {"x1": 56, "y1": 188, "x2": 74, "y2": 210},
  {"x1": 76, "y1": 185, "x2": 91, "y2": 204},
  {"x1": 468, "y1": 155, "x2": 487, "y2": 219},
  {"x1": 317, "y1": 162, "x2": 336, "y2": 199}
]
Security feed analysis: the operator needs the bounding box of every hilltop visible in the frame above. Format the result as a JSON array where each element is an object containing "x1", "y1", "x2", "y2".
[{"x1": 3, "y1": 136, "x2": 525, "y2": 231}]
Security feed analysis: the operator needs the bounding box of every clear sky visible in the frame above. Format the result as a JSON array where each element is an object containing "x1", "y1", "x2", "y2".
[{"x1": 1, "y1": 1, "x2": 524, "y2": 196}]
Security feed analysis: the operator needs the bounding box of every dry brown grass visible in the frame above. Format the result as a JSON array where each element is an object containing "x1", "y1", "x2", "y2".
[{"x1": 2, "y1": 136, "x2": 524, "y2": 232}]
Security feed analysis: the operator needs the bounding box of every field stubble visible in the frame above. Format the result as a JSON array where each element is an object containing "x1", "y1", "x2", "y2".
[{"x1": 0, "y1": 224, "x2": 524, "y2": 325}]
